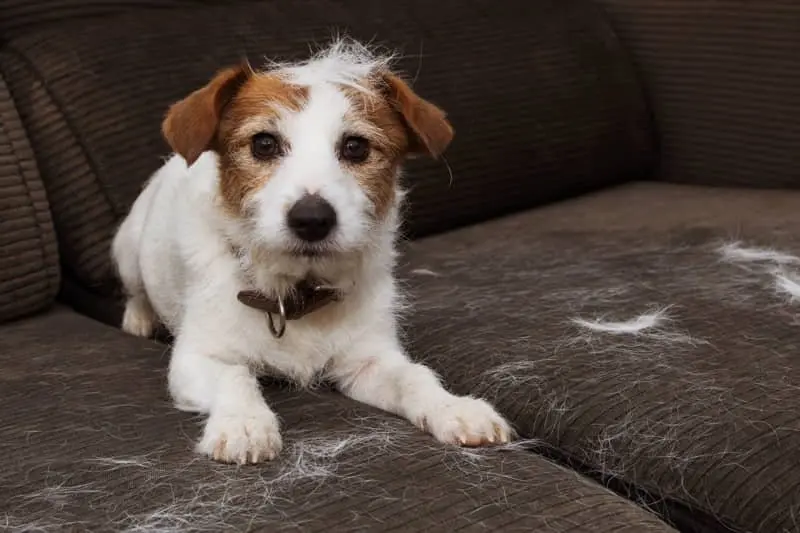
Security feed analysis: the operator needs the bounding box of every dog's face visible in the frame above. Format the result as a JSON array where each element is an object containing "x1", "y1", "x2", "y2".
[{"x1": 162, "y1": 43, "x2": 453, "y2": 261}]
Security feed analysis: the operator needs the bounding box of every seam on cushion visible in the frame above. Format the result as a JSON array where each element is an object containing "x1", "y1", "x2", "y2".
[
  {"x1": 0, "y1": 70, "x2": 56, "y2": 305},
  {"x1": 3, "y1": 42, "x2": 121, "y2": 221},
  {"x1": 572, "y1": 0, "x2": 659, "y2": 180}
]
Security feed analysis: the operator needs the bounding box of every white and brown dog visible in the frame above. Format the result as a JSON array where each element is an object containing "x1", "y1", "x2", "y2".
[{"x1": 112, "y1": 39, "x2": 513, "y2": 464}]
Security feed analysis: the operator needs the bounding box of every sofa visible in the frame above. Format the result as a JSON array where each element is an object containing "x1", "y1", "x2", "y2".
[{"x1": 1, "y1": 1, "x2": 798, "y2": 531}]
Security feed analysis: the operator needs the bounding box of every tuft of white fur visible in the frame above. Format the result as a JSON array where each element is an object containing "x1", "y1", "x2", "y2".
[
  {"x1": 774, "y1": 269, "x2": 800, "y2": 302},
  {"x1": 410, "y1": 268, "x2": 442, "y2": 277},
  {"x1": 111, "y1": 37, "x2": 510, "y2": 465},
  {"x1": 718, "y1": 241, "x2": 800, "y2": 311},
  {"x1": 718, "y1": 242, "x2": 800, "y2": 265},
  {"x1": 572, "y1": 310, "x2": 667, "y2": 334},
  {"x1": 569, "y1": 307, "x2": 702, "y2": 346},
  {"x1": 273, "y1": 36, "x2": 394, "y2": 94}
]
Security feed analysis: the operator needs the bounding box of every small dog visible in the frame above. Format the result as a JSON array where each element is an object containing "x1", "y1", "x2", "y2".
[{"x1": 112, "y1": 39, "x2": 513, "y2": 464}]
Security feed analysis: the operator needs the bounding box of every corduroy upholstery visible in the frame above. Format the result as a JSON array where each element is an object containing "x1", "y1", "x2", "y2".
[
  {"x1": 0, "y1": 0, "x2": 213, "y2": 36},
  {"x1": 0, "y1": 307, "x2": 676, "y2": 533},
  {"x1": 1, "y1": 1, "x2": 799, "y2": 532},
  {"x1": 0, "y1": 0, "x2": 654, "y2": 296},
  {"x1": 595, "y1": 0, "x2": 800, "y2": 188},
  {"x1": 0, "y1": 71, "x2": 59, "y2": 323},
  {"x1": 403, "y1": 194, "x2": 800, "y2": 533}
]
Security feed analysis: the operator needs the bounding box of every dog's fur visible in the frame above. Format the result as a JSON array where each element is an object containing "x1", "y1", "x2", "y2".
[{"x1": 111, "y1": 39, "x2": 513, "y2": 464}]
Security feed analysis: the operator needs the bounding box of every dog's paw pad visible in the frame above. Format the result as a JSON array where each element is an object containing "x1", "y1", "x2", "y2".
[
  {"x1": 422, "y1": 396, "x2": 514, "y2": 447},
  {"x1": 197, "y1": 410, "x2": 282, "y2": 464}
]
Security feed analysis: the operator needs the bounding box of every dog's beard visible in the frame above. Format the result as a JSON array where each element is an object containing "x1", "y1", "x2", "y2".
[{"x1": 236, "y1": 237, "x2": 367, "y2": 294}]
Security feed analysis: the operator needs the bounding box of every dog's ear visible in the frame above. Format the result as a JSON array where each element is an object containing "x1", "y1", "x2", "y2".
[
  {"x1": 162, "y1": 65, "x2": 251, "y2": 165},
  {"x1": 380, "y1": 72, "x2": 454, "y2": 158}
]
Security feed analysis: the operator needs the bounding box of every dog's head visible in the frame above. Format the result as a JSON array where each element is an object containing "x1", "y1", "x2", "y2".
[{"x1": 162, "y1": 40, "x2": 453, "y2": 263}]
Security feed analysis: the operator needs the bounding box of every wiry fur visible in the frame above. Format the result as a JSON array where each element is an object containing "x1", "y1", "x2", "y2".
[{"x1": 111, "y1": 38, "x2": 512, "y2": 464}]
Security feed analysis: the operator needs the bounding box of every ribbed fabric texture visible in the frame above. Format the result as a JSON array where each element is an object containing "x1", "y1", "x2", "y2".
[
  {"x1": 0, "y1": 0, "x2": 200, "y2": 36},
  {"x1": 594, "y1": 0, "x2": 800, "y2": 187},
  {"x1": 406, "y1": 219, "x2": 800, "y2": 533},
  {"x1": 0, "y1": 0, "x2": 654, "y2": 295},
  {"x1": 0, "y1": 72, "x2": 59, "y2": 323},
  {"x1": 0, "y1": 308, "x2": 676, "y2": 532}
]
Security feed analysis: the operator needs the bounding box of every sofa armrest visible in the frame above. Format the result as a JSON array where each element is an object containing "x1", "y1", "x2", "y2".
[{"x1": 0, "y1": 70, "x2": 59, "y2": 323}]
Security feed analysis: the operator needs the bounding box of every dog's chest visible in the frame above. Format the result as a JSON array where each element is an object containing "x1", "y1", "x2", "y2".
[{"x1": 239, "y1": 306, "x2": 352, "y2": 386}]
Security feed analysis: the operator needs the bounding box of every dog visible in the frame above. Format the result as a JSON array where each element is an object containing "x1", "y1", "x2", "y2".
[{"x1": 111, "y1": 39, "x2": 513, "y2": 464}]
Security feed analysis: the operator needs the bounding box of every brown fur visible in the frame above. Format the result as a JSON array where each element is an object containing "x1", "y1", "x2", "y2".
[
  {"x1": 161, "y1": 64, "x2": 453, "y2": 222},
  {"x1": 345, "y1": 74, "x2": 455, "y2": 219},
  {"x1": 344, "y1": 87, "x2": 409, "y2": 220},
  {"x1": 380, "y1": 72, "x2": 454, "y2": 158},
  {"x1": 161, "y1": 66, "x2": 250, "y2": 166},
  {"x1": 216, "y1": 76, "x2": 308, "y2": 214}
]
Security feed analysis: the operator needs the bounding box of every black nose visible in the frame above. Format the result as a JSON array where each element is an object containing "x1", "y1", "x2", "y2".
[{"x1": 287, "y1": 194, "x2": 338, "y2": 242}]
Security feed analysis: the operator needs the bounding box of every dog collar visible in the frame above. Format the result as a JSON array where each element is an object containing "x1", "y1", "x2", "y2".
[{"x1": 237, "y1": 278, "x2": 341, "y2": 338}]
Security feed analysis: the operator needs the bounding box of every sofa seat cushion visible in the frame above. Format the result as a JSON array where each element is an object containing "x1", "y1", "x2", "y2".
[
  {"x1": 0, "y1": 307, "x2": 674, "y2": 532},
  {"x1": 402, "y1": 183, "x2": 800, "y2": 533}
]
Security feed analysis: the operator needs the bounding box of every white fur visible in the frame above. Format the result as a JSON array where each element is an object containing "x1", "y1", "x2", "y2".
[
  {"x1": 111, "y1": 40, "x2": 512, "y2": 464},
  {"x1": 572, "y1": 310, "x2": 668, "y2": 334},
  {"x1": 718, "y1": 242, "x2": 800, "y2": 265},
  {"x1": 775, "y1": 269, "x2": 800, "y2": 302}
]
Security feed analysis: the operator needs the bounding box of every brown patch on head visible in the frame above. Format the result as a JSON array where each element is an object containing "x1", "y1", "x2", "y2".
[
  {"x1": 162, "y1": 65, "x2": 308, "y2": 216},
  {"x1": 215, "y1": 76, "x2": 308, "y2": 214},
  {"x1": 342, "y1": 73, "x2": 454, "y2": 220},
  {"x1": 343, "y1": 87, "x2": 408, "y2": 220}
]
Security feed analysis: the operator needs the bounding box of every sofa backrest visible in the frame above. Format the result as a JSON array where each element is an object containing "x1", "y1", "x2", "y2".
[
  {"x1": 0, "y1": 72, "x2": 60, "y2": 323},
  {"x1": 0, "y1": 0, "x2": 202, "y2": 37},
  {"x1": 596, "y1": 0, "x2": 800, "y2": 188},
  {"x1": 0, "y1": 0, "x2": 655, "y2": 302}
]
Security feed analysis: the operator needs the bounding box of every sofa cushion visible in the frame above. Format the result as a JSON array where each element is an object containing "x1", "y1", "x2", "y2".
[
  {"x1": 403, "y1": 184, "x2": 800, "y2": 533},
  {"x1": 594, "y1": 0, "x2": 800, "y2": 188},
  {"x1": 0, "y1": 307, "x2": 675, "y2": 532},
  {"x1": 0, "y1": 0, "x2": 654, "y2": 296},
  {"x1": 0, "y1": 71, "x2": 59, "y2": 323},
  {"x1": 487, "y1": 181, "x2": 800, "y2": 233}
]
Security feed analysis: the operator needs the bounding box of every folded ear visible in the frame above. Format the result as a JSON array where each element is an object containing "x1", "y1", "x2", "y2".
[
  {"x1": 162, "y1": 64, "x2": 251, "y2": 165},
  {"x1": 380, "y1": 72, "x2": 454, "y2": 158}
]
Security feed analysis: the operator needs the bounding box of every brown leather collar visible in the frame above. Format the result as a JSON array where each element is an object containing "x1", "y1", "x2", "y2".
[{"x1": 237, "y1": 278, "x2": 341, "y2": 337}]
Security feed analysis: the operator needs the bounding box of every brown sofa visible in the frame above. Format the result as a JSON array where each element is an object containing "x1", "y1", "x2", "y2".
[{"x1": 1, "y1": 1, "x2": 799, "y2": 532}]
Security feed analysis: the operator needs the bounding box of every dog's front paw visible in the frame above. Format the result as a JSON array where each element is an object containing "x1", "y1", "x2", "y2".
[
  {"x1": 418, "y1": 396, "x2": 513, "y2": 447},
  {"x1": 197, "y1": 408, "x2": 283, "y2": 464}
]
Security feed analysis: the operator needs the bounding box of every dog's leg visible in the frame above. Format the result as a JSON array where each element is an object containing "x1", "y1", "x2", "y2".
[
  {"x1": 168, "y1": 332, "x2": 282, "y2": 464},
  {"x1": 330, "y1": 335, "x2": 513, "y2": 446},
  {"x1": 121, "y1": 295, "x2": 157, "y2": 338},
  {"x1": 113, "y1": 220, "x2": 157, "y2": 338},
  {"x1": 111, "y1": 178, "x2": 160, "y2": 339}
]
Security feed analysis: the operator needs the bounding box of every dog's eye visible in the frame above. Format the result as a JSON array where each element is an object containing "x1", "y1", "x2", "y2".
[
  {"x1": 340, "y1": 136, "x2": 370, "y2": 163},
  {"x1": 251, "y1": 133, "x2": 280, "y2": 160}
]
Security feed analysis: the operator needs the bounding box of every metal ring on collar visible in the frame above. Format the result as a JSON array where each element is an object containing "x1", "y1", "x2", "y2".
[{"x1": 267, "y1": 296, "x2": 287, "y2": 338}]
